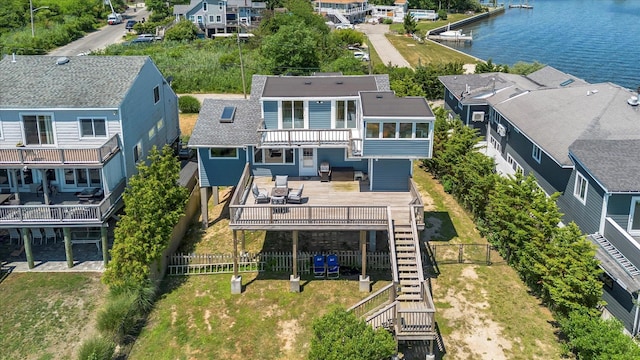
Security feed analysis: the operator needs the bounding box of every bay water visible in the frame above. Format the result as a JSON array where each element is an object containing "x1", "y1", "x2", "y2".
[{"x1": 444, "y1": 0, "x2": 640, "y2": 90}]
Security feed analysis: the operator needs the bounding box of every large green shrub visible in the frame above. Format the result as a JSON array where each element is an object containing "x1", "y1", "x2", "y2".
[
  {"x1": 77, "y1": 336, "x2": 116, "y2": 360},
  {"x1": 178, "y1": 95, "x2": 201, "y2": 113},
  {"x1": 96, "y1": 283, "x2": 156, "y2": 344}
]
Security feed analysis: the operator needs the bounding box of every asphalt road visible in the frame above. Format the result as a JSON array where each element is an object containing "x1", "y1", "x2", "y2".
[{"x1": 48, "y1": 5, "x2": 151, "y2": 56}]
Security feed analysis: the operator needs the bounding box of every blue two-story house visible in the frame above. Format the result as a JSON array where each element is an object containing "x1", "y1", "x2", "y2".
[
  {"x1": 173, "y1": 0, "x2": 266, "y2": 37},
  {"x1": 0, "y1": 55, "x2": 180, "y2": 269},
  {"x1": 189, "y1": 73, "x2": 438, "y2": 348},
  {"x1": 441, "y1": 68, "x2": 640, "y2": 335}
]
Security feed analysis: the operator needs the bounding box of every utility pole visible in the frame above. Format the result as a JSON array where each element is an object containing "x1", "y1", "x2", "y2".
[
  {"x1": 237, "y1": 32, "x2": 247, "y2": 99},
  {"x1": 30, "y1": 0, "x2": 49, "y2": 38}
]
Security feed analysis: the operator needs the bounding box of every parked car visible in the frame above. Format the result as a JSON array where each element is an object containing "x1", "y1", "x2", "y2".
[
  {"x1": 125, "y1": 20, "x2": 137, "y2": 30},
  {"x1": 353, "y1": 51, "x2": 369, "y2": 61},
  {"x1": 130, "y1": 36, "x2": 154, "y2": 44},
  {"x1": 335, "y1": 23, "x2": 354, "y2": 30}
]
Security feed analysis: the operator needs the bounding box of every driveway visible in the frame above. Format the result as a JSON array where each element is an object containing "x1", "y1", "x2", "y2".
[
  {"x1": 48, "y1": 4, "x2": 151, "y2": 56},
  {"x1": 358, "y1": 23, "x2": 411, "y2": 68}
]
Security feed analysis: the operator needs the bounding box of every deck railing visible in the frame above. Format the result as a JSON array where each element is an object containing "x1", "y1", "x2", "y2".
[
  {"x1": 0, "y1": 134, "x2": 120, "y2": 165},
  {"x1": 409, "y1": 178, "x2": 424, "y2": 226},
  {"x1": 348, "y1": 282, "x2": 396, "y2": 318},
  {"x1": 0, "y1": 179, "x2": 125, "y2": 224},
  {"x1": 257, "y1": 121, "x2": 351, "y2": 147},
  {"x1": 230, "y1": 205, "x2": 388, "y2": 226}
]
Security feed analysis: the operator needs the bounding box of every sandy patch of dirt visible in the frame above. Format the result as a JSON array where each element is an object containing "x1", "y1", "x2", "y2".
[
  {"x1": 180, "y1": 113, "x2": 199, "y2": 137},
  {"x1": 204, "y1": 309, "x2": 212, "y2": 332},
  {"x1": 435, "y1": 266, "x2": 512, "y2": 360},
  {"x1": 277, "y1": 319, "x2": 301, "y2": 352}
]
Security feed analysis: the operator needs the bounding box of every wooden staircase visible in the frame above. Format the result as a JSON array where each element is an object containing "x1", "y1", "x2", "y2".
[{"x1": 395, "y1": 223, "x2": 422, "y2": 302}]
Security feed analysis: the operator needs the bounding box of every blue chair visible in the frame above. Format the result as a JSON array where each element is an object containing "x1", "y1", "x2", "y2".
[
  {"x1": 327, "y1": 254, "x2": 340, "y2": 279},
  {"x1": 313, "y1": 255, "x2": 326, "y2": 278}
]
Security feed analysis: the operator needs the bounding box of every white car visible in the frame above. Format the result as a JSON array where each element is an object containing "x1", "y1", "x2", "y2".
[
  {"x1": 353, "y1": 51, "x2": 369, "y2": 61},
  {"x1": 335, "y1": 23, "x2": 354, "y2": 30}
]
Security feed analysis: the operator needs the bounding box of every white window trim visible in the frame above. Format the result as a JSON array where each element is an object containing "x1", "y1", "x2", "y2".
[
  {"x1": 490, "y1": 136, "x2": 501, "y2": 152},
  {"x1": 531, "y1": 144, "x2": 541, "y2": 163},
  {"x1": 573, "y1": 172, "x2": 588, "y2": 205},
  {"x1": 208, "y1": 147, "x2": 239, "y2": 159},
  {"x1": 627, "y1": 196, "x2": 640, "y2": 235},
  {"x1": 506, "y1": 153, "x2": 523, "y2": 174},
  {"x1": 153, "y1": 86, "x2": 160, "y2": 104},
  {"x1": 365, "y1": 121, "x2": 431, "y2": 140},
  {"x1": 253, "y1": 147, "x2": 295, "y2": 165},
  {"x1": 133, "y1": 142, "x2": 143, "y2": 163},
  {"x1": 78, "y1": 117, "x2": 108, "y2": 139},
  {"x1": 20, "y1": 112, "x2": 56, "y2": 146},
  {"x1": 471, "y1": 111, "x2": 484, "y2": 122},
  {"x1": 332, "y1": 99, "x2": 358, "y2": 130},
  {"x1": 278, "y1": 100, "x2": 307, "y2": 129}
]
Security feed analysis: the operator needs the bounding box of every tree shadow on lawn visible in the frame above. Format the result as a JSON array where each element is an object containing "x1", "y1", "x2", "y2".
[{"x1": 423, "y1": 211, "x2": 458, "y2": 242}]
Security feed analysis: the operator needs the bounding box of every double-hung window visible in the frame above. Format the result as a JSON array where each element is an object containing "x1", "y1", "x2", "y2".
[
  {"x1": 282, "y1": 101, "x2": 304, "y2": 129},
  {"x1": 532, "y1": 144, "x2": 542, "y2": 163},
  {"x1": 23, "y1": 114, "x2": 54, "y2": 145},
  {"x1": 335, "y1": 100, "x2": 357, "y2": 129},
  {"x1": 574, "y1": 172, "x2": 588, "y2": 204},
  {"x1": 79, "y1": 118, "x2": 106, "y2": 138}
]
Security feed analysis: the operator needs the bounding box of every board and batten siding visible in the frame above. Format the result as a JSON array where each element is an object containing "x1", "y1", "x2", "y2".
[
  {"x1": 557, "y1": 167, "x2": 604, "y2": 235},
  {"x1": 308, "y1": 101, "x2": 331, "y2": 129},
  {"x1": 363, "y1": 139, "x2": 430, "y2": 158},
  {"x1": 371, "y1": 159, "x2": 410, "y2": 191},
  {"x1": 317, "y1": 148, "x2": 367, "y2": 171},
  {"x1": 198, "y1": 148, "x2": 247, "y2": 187},
  {"x1": 263, "y1": 101, "x2": 278, "y2": 129}
]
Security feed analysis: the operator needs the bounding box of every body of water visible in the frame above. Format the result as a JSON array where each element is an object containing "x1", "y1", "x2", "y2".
[{"x1": 445, "y1": 0, "x2": 640, "y2": 90}]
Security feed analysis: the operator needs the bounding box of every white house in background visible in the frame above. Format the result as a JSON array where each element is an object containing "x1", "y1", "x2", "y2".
[{"x1": 313, "y1": 0, "x2": 371, "y2": 24}]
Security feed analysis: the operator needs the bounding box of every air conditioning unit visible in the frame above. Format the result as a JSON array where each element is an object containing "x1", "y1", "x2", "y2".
[
  {"x1": 497, "y1": 124, "x2": 507, "y2": 137},
  {"x1": 472, "y1": 111, "x2": 485, "y2": 122}
]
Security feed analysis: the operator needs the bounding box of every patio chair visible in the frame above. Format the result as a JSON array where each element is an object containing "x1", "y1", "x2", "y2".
[
  {"x1": 313, "y1": 255, "x2": 326, "y2": 278},
  {"x1": 327, "y1": 254, "x2": 340, "y2": 279},
  {"x1": 44, "y1": 228, "x2": 58, "y2": 244},
  {"x1": 31, "y1": 228, "x2": 44, "y2": 245},
  {"x1": 9, "y1": 228, "x2": 21, "y2": 245},
  {"x1": 287, "y1": 184, "x2": 304, "y2": 204},
  {"x1": 251, "y1": 183, "x2": 270, "y2": 204},
  {"x1": 274, "y1": 175, "x2": 288, "y2": 189},
  {"x1": 319, "y1": 162, "x2": 331, "y2": 182}
]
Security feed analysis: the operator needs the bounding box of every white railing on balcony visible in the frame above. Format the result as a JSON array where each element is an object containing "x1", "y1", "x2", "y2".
[
  {"x1": 258, "y1": 127, "x2": 351, "y2": 147},
  {"x1": 0, "y1": 179, "x2": 126, "y2": 224},
  {"x1": 0, "y1": 134, "x2": 120, "y2": 165},
  {"x1": 230, "y1": 205, "x2": 388, "y2": 227},
  {"x1": 321, "y1": 5, "x2": 372, "y2": 16}
]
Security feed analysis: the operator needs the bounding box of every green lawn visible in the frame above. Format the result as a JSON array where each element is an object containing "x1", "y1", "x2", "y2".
[
  {"x1": 389, "y1": 14, "x2": 473, "y2": 34},
  {"x1": 129, "y1": 164, "x2": 563, "y2": 359},
  {"x1": 0, "y1": 272, "x2": 106, "y2": 360},
  {"x1": 386, "y1": 34, "x2": 477, "y2": 67}
]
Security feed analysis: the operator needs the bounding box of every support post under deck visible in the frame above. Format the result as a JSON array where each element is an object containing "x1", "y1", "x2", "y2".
[
  {"x1": 290, "y1": 230, "x2": 300, "y2": 293},
  {"x1": 231, "y1": 230, "x2": 242, "y2": 294},
  {"x1": 359, "y1": 230, "x2": 370, "y2": 292}
]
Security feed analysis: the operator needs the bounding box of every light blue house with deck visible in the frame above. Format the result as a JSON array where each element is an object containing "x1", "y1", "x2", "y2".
[
  {"x1": 189, "y1": 73, "x2": 439, "y2": 350},
  {"x1": 440, "y1": 68, "x2": 640, "y2": 335},
  {"x1": 0, "y1": 55, "x2": 180, "y2": 269}
]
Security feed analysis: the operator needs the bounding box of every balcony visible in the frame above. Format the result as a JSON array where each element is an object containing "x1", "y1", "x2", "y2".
[
  {"x1": 0, "y1": 180, "x2": 126, "y2": 227},
  {"x1": 0, "y1": 135, "x2": 120, "y2": 166},
  {"x1": 229, "y1": 164, "x2": 424, "y2": 230},
  {"x1": 258, "y1": 121, "x2": 354, "y2": 148}
]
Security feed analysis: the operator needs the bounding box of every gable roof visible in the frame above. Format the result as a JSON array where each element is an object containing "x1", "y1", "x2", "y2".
[
  {"x1": 173, "y1": 0, "x2": 199, "y2": 15},
  {"x1": 360, "y1": 91, "x2": 433, "y2": 118},
  {"x1": 570, "y1": 139, "x2": 640, "y2": 193},
  {"x1": 493, "y1": 83, "x2": 640, "y2": 167},
  {"x1": 0, "y1": 55, "x2": 149, "y2": 109},
  {"x1": 261, "y1": 75, "x2": 388, "y2": 98}
]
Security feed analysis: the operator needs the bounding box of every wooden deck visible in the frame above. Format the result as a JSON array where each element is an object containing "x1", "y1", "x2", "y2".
[
  {"x1": 0, "y1": 135, "x2": 120, "y2": 166},
  {"x1": 230, "y1": 175, "x2": 419, "y2": 230}
]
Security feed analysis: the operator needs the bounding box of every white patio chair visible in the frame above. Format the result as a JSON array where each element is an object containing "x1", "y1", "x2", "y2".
[
  {"x1": 44, "y1": 228, "x2": 58, "y2": 244},
  {"x1": 31, "y1": 228, "x2": 44, "y2": 245},
  {"x1": 9, "y1": 228, "x2": 21, "y2": 245}
]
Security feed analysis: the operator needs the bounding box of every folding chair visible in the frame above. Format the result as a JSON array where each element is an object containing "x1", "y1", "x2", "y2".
[
  {"x1": 313, "y1": 255, "x2": 326, "y2": 278},
  {"x1": 327, "y1": 254, "x2": 340, "y2": 279}
]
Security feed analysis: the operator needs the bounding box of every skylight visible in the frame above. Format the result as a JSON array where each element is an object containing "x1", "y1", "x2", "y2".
[
  {"x1": 220, "y1": 106, "x2": 236, "y2": 123},
  {"x1": 560, "y1": 79, "x2": 574, "y2": 87}
]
